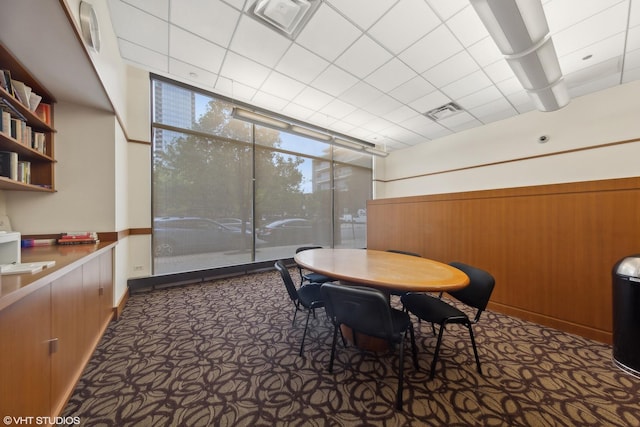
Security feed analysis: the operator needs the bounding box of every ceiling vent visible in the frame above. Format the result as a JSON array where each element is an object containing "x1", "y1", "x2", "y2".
[
  {"x1": 248, "y1": 0, "x2": 321, "y2": 39},
  {"x1": 424, "y1": 102, "x2": 464, "y2": 121}
]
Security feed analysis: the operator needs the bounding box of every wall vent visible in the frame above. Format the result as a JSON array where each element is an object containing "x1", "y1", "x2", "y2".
[{"x1": 424, "y1": 102, "x2": 463, "y2": 121}]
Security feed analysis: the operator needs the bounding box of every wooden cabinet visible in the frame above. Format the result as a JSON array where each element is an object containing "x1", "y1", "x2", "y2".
[
  {"x1": 0, "y1": 245, "x2": 115, "y2": 420},
  {"x1": 0, "y1": 285, "x2": 51, "y2": 418},
  {"x1": 0, "y1": 43, "x2": 55, "y2": 192}
]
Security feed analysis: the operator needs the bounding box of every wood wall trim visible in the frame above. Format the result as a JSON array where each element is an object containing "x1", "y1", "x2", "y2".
[
  {"x1": 367, "y1": 176, "x2": 640, "y2": 344},
  {"x1": 375, "y1": 138, "x2": 640, "y2": 183}
]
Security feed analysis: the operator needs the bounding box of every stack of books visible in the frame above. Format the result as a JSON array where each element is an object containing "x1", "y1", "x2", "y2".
[{"x1": 57, "y1": 232, "x2": 99, "y2": 245}]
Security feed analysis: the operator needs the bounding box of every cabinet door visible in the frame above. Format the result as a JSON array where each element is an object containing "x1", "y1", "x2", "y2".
[
  {"x1": 0, "y1": 285, "x2": 51, "y2": 417},
  {"x1": 50, "y1": 267, "x2": 85, "y2": 417},
  {"x1": 99, "y1": 250, "x2": 114, "y2": 326},
  {"x1": 82, "y1": 256, "x2": 101, "y2": 346}
]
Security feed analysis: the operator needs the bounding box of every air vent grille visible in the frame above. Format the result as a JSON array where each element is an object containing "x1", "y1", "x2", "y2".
[{"x1": 424, "y1": 102, "x2": 463, "y2": 121}]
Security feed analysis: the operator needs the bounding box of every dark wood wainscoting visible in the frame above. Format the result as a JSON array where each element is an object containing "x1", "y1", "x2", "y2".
[{"x1": 367, "y1": 177, "x2": 640, "y2": 344}]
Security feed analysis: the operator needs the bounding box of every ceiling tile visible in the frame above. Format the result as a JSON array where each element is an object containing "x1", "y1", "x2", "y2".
[
  {"x1": 214, "y1": 76, "x2": 256, "y2": 101},
  {"x1": 409, "y1": 90, "x2": 451, "y2": 114},
  {"x1": 627, "y1": 23, "x2": 640, "y2": 51},
  {"x1": 251, "y1": 91, "x2": 289, "y2": 111},
  {"x1": 219, "y1": 51, "x2": 271, "y2": 88},
  {"x1": 281, "y1": 102, "x2": 315, "y2": 121},
  {"x1": 364, "y1": 58, "x2": 417, "y2": 92},
  {"x1": 335, "y1": 35, "x2": 393, "y2": 79},
  {"x1": 368, "y1": 0, "x2": 440, "y2": 54},
  {"x1": 260, "y1": 72, "x2": 306, "y2": 99},
  {"x1": 296, "y1": 3, "x2": 362, "y2": 62},
  {"x1": 118, "y1": 39, "x2": 168, "y2": 72},
  {"x1": 441, "y1": 70, "x2": 493, "y2": 100},
  {"x1": 320, "y1": 98, "x2": 358, "y2": 119},
  {"x1": 559, "y1": 33, "x2": 624, "y2": 77},
  {"x1": 362, "y1": 94, "x2": 403, "y2": 116},
  {"x1": 422, "y1": 50, "x2": 478, "y2": 87},
  {"x1": 171, "y1": 0, "x2": 239, "y2": 47},
  {"x1": 467, "y1": 97, "x2": 517, "y2": 124},
  {"x1": 310, "y1": 65, "x2": 359, "y2": 97},
  {"x1": 399, "y1": 25, "x2": 463, "y2": 73},
  {"x1": 170, "y1": 26, "x2": 227, "y2": 73},
  {"x1": 275, "y1": 44, "x2": 330, "y2": 84},
  {"x1": 445, "y1": 5, "x2": 488, "y2": 47},
  {"x1": 110, "y1": 1, "x2": 169, "y2": 53},
  {"x1": 544, "y1": 0, "x2": 624, "y2": 33},
  {"x1": 457, "y1": 85, "x2": 504, "y2": 110},
  {"x1": 339, "y1": 81, "x2": 384, "y2": 108},
  {"x1": 483, "y1": 59, "x2": 515, "y2": 84},
  {"x1": 631, "y1": 0, "x2": 640, "y2": 27},
  {"x1": 325, "y1": 0, "x2": 396, "y2": 30},
  {"x1": 467, "y1": 36, "x2": 503, "y2": 67},
  {"x1": 385, "y1": 105, "x2": 421, "y2": 123},
  {"x1": 342, "y1": 109, "x2": 378, "y2": 126},
  {"x1": 552, "y1": 2, "x2": 629, "y2": 57},
  {"x1": 292, "y1": 86, "x2": 334, "y2": 111},
  {"x1": 229, "y1": 16, "x2": 292, "y2": 68},
  {"x1": 389, "y1": 76, "x2": 435, "y2": 104},
  {"x1": 169, "y1": 57, "x2": 217, "y2": 87},
  {"x1": 425, "y1": 0, "x2": 468, "y2": 21},
  {"x1": 120, "y1": 0, "x2": 169, "y2": 20}
]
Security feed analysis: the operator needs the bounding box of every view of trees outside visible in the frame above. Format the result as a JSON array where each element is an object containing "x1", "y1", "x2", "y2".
[{"x1": 152, "y1": 78, "x2": 371, "y2": 274}]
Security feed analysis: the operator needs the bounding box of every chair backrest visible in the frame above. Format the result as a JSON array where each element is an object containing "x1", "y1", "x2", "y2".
[
  {"x1": 386, "y1": 249, "x2": 421, "y2": 257},
  {"x1": 321, "y1": 283, "x2": 396, "y2": 341},
  {"x1": 447, "y1": 262, "x2": 495, "y2": 315},
  {"x1": 275, "y1": 260, "x2": 299, "y2": 303}
]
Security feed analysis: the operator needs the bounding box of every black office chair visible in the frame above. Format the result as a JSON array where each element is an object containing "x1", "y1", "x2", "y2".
[
  {"x1": 401, "y1": 261, "x2": 495, "y2": 379},
  {"x1": 320, "y1": 283, "x2": 418, "y2": 411},
  {"x1": 275, "y1": 260, "x2": 325, "y2": 357},
  {"x1": 386, "y1": 249, "x2": 422, "y2": 258},
  {"x1": 295, "y1": 246, "x2": 333, "y2": 285}
]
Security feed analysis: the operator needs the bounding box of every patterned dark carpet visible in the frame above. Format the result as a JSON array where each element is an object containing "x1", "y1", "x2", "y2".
[{"x1": 63, "y1": 269, "x2": 640, "y2": 426}]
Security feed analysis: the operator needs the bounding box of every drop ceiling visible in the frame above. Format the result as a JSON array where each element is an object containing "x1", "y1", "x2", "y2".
[{"x1": 107, "y1": 0, "x2": 640, "y2": 153}]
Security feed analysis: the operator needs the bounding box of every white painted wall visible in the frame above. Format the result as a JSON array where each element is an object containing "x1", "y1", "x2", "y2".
[
  {"x1": 377, "y1": 80, "x2": 640, "y2": 198},
  {"x1": 6, "y1": 102, "x2": 116, "y2": 233}
]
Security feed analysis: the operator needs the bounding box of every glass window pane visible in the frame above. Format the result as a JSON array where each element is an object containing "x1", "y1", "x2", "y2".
[
  {"x1": 152, "y1": 118, "x2": 253, "y2": 274},
  {"x1": 254, "y1": 145, "x2": 332, "y2": 261},
  {"x1": 151, "y1": 76, "x2": 373, "y2": 275},
  {"x1": 334, "y1": 163, "x2": 371, "y2": 249}
]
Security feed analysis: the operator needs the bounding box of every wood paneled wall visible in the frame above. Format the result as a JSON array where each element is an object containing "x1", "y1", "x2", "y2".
[{"x1": 367, "y1": 177, "x2": 640, "y2": 344}]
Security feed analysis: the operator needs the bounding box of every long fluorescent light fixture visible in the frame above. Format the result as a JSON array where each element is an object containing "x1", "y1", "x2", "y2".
[
  {"x1": 470, "y1": 0, "x2": 569, "y2": 112},
  {"x1": 249, "y1": 0, "x2": 321, "y2": 39},
  {"x1": 231, "y1": 107, "x2": 388, "y2": 156}
]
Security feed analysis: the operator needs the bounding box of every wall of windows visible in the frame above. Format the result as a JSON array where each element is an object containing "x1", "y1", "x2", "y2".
[{"x1": 151, "y1": 77, "x2": 372, "y2": 275}]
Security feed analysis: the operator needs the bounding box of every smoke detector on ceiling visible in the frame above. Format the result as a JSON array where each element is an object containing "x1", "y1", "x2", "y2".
[{"x1": 424, "y1": 102, "x2": 463, "y2": 121}]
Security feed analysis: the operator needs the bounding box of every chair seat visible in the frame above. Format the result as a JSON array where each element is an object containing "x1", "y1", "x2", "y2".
[
  {"x1": 297, "y1": 284, "x2": 324, "y2": 308},
  {"x1": 401, "y1": 293, "x2": 466, "y2": 324},
  {"x1": 303, "y1": 272, "x2": 333, "y2": 284}
]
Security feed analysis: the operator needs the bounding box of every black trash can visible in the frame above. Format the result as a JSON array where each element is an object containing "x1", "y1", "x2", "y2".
[{"x1": 613, "y1": 255, "x2": 640, "y2": 376}]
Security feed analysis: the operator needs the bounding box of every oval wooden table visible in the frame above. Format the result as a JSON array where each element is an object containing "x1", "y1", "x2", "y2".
[
  {"x1": 294, "y1": 248, "x2": 469, "y2": 293},
  {"x1": 293, "y1": 248, "x2": 470, "y2": 350}
]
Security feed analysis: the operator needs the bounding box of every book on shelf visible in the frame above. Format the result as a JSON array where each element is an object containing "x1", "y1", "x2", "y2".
[
  {"x1": 57, "y1": 231, "x2": 100, "y2": 245},
  {"x1": 17, "y1": 161, "x2": 30, "y2": 184},
  {"x1": 34, "y1": 103, "x2": 51, "y2": 125},
  {"x1": 28, "y1": 93, "x2": 42, "y2": 112},
  {"x1": 1, "y1": 70, "x2": 13, "y2": 97},
  {"x1": 0, "y1": 110, "x2": 10, "y2": 136},
  {"x1": 0, "y1": 151, "x2": 18, "y2": 180},
  {"x1": 11, "y1": 80, "x2": 31, "y2": 109},
  {"x1": 21, "y1": 238, "x2": 57, "y2": 248}
]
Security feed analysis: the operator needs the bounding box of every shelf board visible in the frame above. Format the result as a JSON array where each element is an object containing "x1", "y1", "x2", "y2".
[{"x1": 0, "y1": 176, "x2": 54, "y2": 192}]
